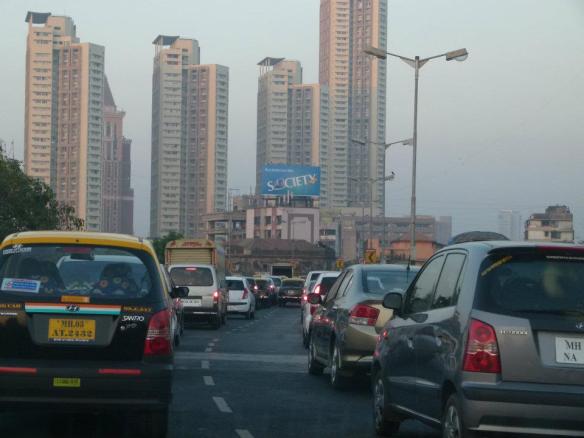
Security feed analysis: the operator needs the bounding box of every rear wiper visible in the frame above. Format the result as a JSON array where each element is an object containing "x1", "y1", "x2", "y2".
[{"x1": 512, "y1": 309, "x2": 584, "y2": 316}]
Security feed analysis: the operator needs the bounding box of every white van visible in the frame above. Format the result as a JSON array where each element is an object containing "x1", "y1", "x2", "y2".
[{"x1": 168, "y1": 264, "x2": 227, "y2": 329}]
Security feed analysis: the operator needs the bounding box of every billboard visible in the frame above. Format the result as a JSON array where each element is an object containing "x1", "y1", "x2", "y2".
[{"x1": 260, "y1": 164, "x2": 321, "y2": 197}]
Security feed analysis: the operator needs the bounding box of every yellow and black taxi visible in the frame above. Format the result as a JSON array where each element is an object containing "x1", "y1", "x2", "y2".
[{"x1": 0, "y1": 231, "x2": 187, "y2": 437}]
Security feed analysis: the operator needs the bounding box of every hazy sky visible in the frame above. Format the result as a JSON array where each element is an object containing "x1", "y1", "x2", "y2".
[{"x1": 2, "y1": 0, "x2": 583, "y2": 238}]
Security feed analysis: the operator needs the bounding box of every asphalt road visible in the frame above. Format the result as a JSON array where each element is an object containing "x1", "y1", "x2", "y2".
[{"x1": 0, "y1": 304, "x2": 439, "y2": 438}]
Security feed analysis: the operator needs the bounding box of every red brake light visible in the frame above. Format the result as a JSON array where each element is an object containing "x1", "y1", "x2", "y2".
[
  {"x1": 303, "y1": 294, "x2": 308, "y2": 301},
  {"x1": 463, "y1": 319, "x2": 501, "y2": 373},
  {"x1": 213, "y1": 290, "x2": 220, "y2": 303},
  {"x1": 254, "y1": 285, "x2": 258, "y2": 291},
  {"x1": 98, "y1": 368, "x2": 142, "y2": 376},
  {"x1": 242, "y1": 288, "x2": 249, "y2": 299},
  {"x1": 144, "y1": 309, "x2": 172, "y2": 356},
  {"x1": 314, "y1": 284, "x2": 321, "y2": 295},
  {"x1": 349, "y1": 304, "x2": 380, "y2": 326}
]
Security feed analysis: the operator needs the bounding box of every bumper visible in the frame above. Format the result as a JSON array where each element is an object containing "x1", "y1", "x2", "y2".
[
  {"x1": 279, "y1": 296, "x2": 301, "y2": 302},
  {"x1": 340, "y1": 324, "x2": 377, "y2": 369},
  {"x1": 0, "y1": 361, "x2": 172, "y2": 411},
  {"x1": 228, "y1": 302, "x2": 251, "y2": 313},
  {"x1": 183, "y1": 305, "x2": 219, "y2": 317},
  {"x1": 461, "y1": 380, "x2": 584, "y2": 436}
]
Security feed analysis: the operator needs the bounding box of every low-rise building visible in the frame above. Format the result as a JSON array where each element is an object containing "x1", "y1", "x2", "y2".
[
  {"x1": 246, "y1": 207, "x2": 320, "y2": 243},
  {"x1": 387, "y1": 233, "x2": 445, "y2": 264},
  {"x1": 525, "y1": 205, "x2": 574, "y2": 242},
  {"x1": 202, "y1": 211, "x2": 247, "y2": 243}
]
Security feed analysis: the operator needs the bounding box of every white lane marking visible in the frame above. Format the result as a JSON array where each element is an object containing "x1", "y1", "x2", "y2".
[
  {"x1": 213, "y1": 338, "x2": 219, "y2": 342},
  {"x1": 235, "y1": 429, "x2": 254, "y2": 438},
  {"x1": 178, "y1": 352, "x2": 306, "y2": 365},
  {"x1": 205, "y1": 347, "x2": 213, "y2": 352},
  {"x1": 212, "y1": 396, "x2": 232, "y2": 413},
  {"x1": 203, "y1": 375, "x2": 215, "y2": 386},
  {"x1": 208, "y1": 342, "x2": 216, "y2": 347},
  {"x1": 201, "y1": 360, "x2": 210, "y2": 369}
]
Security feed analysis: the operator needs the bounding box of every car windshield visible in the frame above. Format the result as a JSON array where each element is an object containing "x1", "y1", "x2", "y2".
[
  {"x1": 476, "y1": 252, "x2": 584, "y2": 315},
  {"x1": 0, "y1": 245, "x2": 157, "y2": 300},
  {"x1": 363, "y1": 269, "x2": 417, "y2": 295},
  {"x1": 227, "y1": 279, "x2": 245, "y2": 290},
  {"x1": 283, "y1": 280, "x2": 304, "y2": 288},
  {"x1": 170, "y1": 267, "x2": 213, "y2": 286}
]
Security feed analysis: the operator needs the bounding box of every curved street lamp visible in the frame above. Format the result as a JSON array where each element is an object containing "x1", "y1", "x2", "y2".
[{"x1": 364, "y1": 45, "x2": 469, "y2": 264}]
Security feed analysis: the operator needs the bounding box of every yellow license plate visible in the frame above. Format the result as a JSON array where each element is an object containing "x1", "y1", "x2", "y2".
[
  {"x1": 48, "y1": 319, "x2": 96, "y2": 342},
  {"x1": 53, "y1": 377, "x2": 80, "y2": 388}
]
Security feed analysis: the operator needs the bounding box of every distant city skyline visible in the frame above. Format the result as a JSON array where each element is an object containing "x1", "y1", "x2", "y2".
[{"x1": 2, "y1": 1, "x2": 583, "y2": 238}]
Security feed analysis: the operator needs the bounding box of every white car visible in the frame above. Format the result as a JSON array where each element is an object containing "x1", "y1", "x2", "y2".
[
  {"x1": 301, "y1": 271, "x2": 340, "y2": 348},
  {"x1": 226, "y1": 276, "x2": 256, "y2": 319}
]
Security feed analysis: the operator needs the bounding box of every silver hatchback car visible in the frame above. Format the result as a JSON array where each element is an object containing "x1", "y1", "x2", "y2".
[{"x1": 373, "y1": 241, "x2": 584, "y2": 437}]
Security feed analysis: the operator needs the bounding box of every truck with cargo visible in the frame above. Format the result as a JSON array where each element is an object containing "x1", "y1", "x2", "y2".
[{"x1": 271, "y1": 263, "x2": 293, "y2": 278}]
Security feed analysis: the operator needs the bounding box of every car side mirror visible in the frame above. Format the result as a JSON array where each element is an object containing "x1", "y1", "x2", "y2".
[
  {"x1": 307, "y1": 293, "x2": 322, "y2": 305},
  {"x1": 382, "y1": 292, "x2": 402, "y2": 311},
  {"x1": 171, "y1": 286, "x2": 189, "y2": 299}
]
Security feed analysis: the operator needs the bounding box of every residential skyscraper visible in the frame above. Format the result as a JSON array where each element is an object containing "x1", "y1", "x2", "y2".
[
  {"x1": 24, "y1": 12, "x2": 105, "y2": 230},
  {"x1": 150, "y1": 36, "x2": 229, "y2": 238},
  {"x1": 319, "y1": 0, "x2": 387, "y2": 212},
  {"x1": 498, "y1": 209, "x2": 522, "y2": 241},
  {"x1": 101, "y1": 77, "x2": 134, "y2": 235},
  {"x1": 256, "y1": 58, "x2": 328, "y2": 192}
]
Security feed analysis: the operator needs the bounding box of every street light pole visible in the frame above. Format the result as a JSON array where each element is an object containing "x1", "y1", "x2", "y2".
[
  {"x1": 410, "y1": 56, "x2": 420, "y2": 264},
  {"x1": 363, "y1": 45, "x2": 468, "y2": 265}
]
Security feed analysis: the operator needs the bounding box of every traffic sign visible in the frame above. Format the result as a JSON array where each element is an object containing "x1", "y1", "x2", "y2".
[
  {"x1": 365, "y1": 249, "x2": 379, "y2": 264},
  {"x1": 336, "y1": 258, "x2": 345, "y2": 270}
]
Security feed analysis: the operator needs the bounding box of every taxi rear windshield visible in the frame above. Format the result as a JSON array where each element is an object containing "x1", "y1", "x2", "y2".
[
  {"x1": 476, "y1": 251, "x2": 584, "y2": 315},
  {"x1": 0, "y1": 244, "x2": 160, "y2": 300},
  {"x1": 282, "y1": 280, "x2": 304, "y2": 288},
  {"x1": 170, "y1": 267, "x2": 213, "y2": 286}
]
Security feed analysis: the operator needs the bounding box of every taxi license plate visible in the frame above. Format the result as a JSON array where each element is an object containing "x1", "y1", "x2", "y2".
[
  {"x1": 53, "y1": 377, "x2": 80, "y2": 388},
  {"x1": 48, "y1": 319, "x2": 95, "y2": 343},
  {"x1": 183, "y1": 299, "x2": 202, "y2": 306},
  {"x1": 556, "y1": 336, "x2": 584, "y2": 364}
]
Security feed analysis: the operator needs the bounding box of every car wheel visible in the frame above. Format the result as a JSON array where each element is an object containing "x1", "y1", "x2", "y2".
[
  {"x1": 330, "y1": 342, "x2": 348, "y2": 389},
  {"x1": 180, "y1": 317, "x2": 184, "y2": 336},
  {"x1": 308, "y1": 337, "x2": 324, "y2": 375},
  {"x1": 251, "y1": 308, "x2": 256, "y2": 319},
  {"x1": 442, "y1": 394, "x2": 478, "y2": 438},
  {"x1": 373, "y1": 369, "x2": 400, "y2": 436},
  {"x1": 245, "y1": 306, "x2": 252, "y2": 319}
]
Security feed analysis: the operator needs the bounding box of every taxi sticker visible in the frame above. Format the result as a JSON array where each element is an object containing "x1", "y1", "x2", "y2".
[
  {"x1": 0, "y1": 303, "x2": 22, "y2": 309},
  {"x1": 2, "y1": 245, "x2": 32, "y2": 255},
  {"x1": 481, "y1": 255, "x2": 513, "y2": 277},
  {"x1": 123, "y1": 306, "x2": 152, "y2": 313},
  {"x1": 1, "y1": 278, "x2": 40, "y2": 293},
  {"x1": 61, "y1": 295, "x2": 90, "y2": 304}
]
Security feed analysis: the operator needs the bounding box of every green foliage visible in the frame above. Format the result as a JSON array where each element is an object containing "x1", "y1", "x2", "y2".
[
  {"x1": 151, "y1": 231, "x2": 183, "y2": 263},
  {"x1": 0, "y1": 154, "x2": 84, "y2": 242}
]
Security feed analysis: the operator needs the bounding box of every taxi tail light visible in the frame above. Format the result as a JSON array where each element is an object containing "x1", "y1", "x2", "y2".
[
  {"x1": 463, "y1": 319, "x2": 501, "y2": 373},
  {"x1": 242, "y1": 288, "x2": 249, "y2": 299},
  {"x1": 213, "y1": 290, "x2": 220, "y2": 303},
  {"x1": 313, "y1": 284, "x2": 321, "y2": 295},
  {"x1": 349, "y1": 304, "x2": 380, "y2": 326},
  {"x1": 302, "y1": 294, "x2": 308, "y2": 302},
  {"x1": 98, "y1": 368, "x2": 142, "y2": 376},
  {"x1": 144, "y1": 309, "x2": 172, "y2": 356}
]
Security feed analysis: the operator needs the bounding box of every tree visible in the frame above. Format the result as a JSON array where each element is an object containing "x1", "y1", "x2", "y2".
[
  {"x1": 0, "y1": 154, "x2": 84, "y2": 242},
  {"x1": 151, "y1": 231, "x2": 183, "y2": 263}
]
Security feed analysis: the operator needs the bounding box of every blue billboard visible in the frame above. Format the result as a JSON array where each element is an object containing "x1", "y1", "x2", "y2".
[{"x1": 260, "y1": 164, "x2": 321, "y2": 197}]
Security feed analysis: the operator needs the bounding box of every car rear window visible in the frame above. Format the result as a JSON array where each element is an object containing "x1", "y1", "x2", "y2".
[
  {"x1": 170, "y1": 267, "x2": 214, "y2": 286},
  {"x1": 271, "y1": 277, "x2": 282, "y2": 286},
  {"x1": 0, "y1": 244, "x2": 160, "y2": 301},
  {"x1": 227, "y1": 279, "x2": 245, "y2": 289},
  {"x1": 476, "y1": 251, "x2": 584, "y2": 315},
  {"x1": 283, "y1": 280, "x2": 304, "y2": 288},
  {"x1": 308, "y1": 272, "x2": 322, "y2": 283},
  {"x1": 319, "y1": 275, "x2": 340, "y2": 295},
  {"x1": 363, "y1": 269, "x2": 417, "y2": 295},
  {"x1": 255, "y1": 279, "x2": 268, "y2": 288}
]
